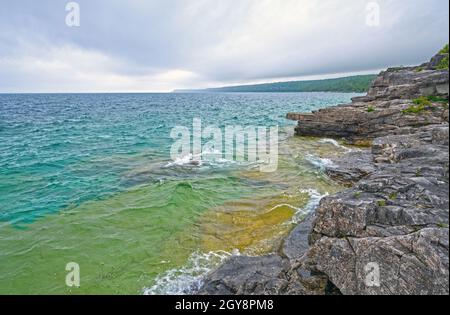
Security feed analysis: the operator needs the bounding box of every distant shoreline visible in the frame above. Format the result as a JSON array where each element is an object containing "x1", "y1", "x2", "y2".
[
  {"x1": 0, "y1": 91, "x2": 366, "y2": 95},
  {"x1": 173, "y1": 74, "x2": 376, "y2": 94}
]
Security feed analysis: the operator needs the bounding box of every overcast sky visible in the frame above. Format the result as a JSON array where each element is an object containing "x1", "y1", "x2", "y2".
[{"x1": 0, "y1": 0, "x2": 448, "y2": 92}]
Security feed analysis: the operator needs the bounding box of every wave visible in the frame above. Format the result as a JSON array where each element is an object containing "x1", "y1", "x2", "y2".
[
  {"x1": 291, "y1": 188, "x2": 328, "y2": 223},
  {"x1": 267, "y1": 203, "x2": 299, "y2": 212},
  {"x1": 165, "y1": 153, "x2": 205, "y2": 167},
  {"x1": 164, "y1": 148, "x2": 256, "y2": 169},
  {"x1": 143, "y1": 250, "x2": 239, "y2": 295},
  {"x1": 305, "y1": 154, "x2": 336, "y2": 170},
  {"x1": 318, "y1": 138, "x2": 357, "y2": 153}
]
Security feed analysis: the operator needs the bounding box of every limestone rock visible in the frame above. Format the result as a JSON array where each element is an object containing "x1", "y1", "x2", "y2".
[
  {"x1": 198, "y1": 53, "x2": 449, "y2": 296},
  {"x1": 305, "y1": 228, "x2": 449, "y2": 295},
  {"x1": 198, "y1": 255, "x2": 292, "y2": 295},
  {"x1": 325, "y1": 150, "x2": 376, "y2": 185},
  {"x1": 282, "y1": 213, "x2": 315, "y2": 260},
  {"x1": 305, "y1": 125, "x2": 449, "y2": 295},
  {"x1": 287, "y1": 53, "x2": 449, "y2": 143}
]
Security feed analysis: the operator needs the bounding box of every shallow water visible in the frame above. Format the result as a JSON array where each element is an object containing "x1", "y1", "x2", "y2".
[{"x1": 0, "y1": 92, "x2": 359, "y2": 294}]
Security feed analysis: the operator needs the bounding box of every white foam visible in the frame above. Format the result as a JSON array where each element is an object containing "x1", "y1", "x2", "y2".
[
  {"x1": 143, "y1": 250, "x2": 239, "y2": 295},
  {"x1": 164, "y1": 152, "x2": 205, "y2": 167},
  {"x1": 292, "y1": 188, "x2": 328, "y2": 223},
  {"x1": 164, "y1": 149, "x2": 237, "y2": 168},
  {"x1": 318, "y1": 138, "x2": 357, "y2": 153},
  {"x1": 268, "y1": 203, "x2": 299, "y2": 212},
  {"x1": 305, "y1": 154, "x2": 336, "y2": 170},
  {"x1": 318, "y1": 138, "x2": 341, "y2": 146}
]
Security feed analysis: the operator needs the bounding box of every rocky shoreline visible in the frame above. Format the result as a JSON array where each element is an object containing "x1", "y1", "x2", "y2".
[{"x1": 198, "y1": 51, "x2": 449, "y2": 295}]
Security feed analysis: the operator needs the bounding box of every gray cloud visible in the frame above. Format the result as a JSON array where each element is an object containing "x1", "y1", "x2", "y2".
[{"x1": 0, "y1": 0, "x2": 448, "y2": 92}]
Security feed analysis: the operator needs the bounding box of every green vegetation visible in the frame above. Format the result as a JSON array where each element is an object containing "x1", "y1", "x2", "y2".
[
  {"x1": 377, "y1": 200, "x2": 386, "y2": 207},
  {"x1": 437, "y1": 55, "x2": 449, "y2": 70},
  {"x1": 437, "y1": 44, "x2": 449, "y2": 70},
  {"x1": 353, "y1": 192, "x2": 362, "y2": 199},
  {"x1": 402, "y1": 104, "x2": 427, "y2": 114},
  {"x1": 175, "y1": 75, "x2": 378, "y2": 93},
  {"x1": 427, "y1": 95, "x2": 448, "y2": 104},
  {"x1": 403, "y1": 95, "x2": 449, "y2": 114},
  {"x1": 402, "y1": 104, "x2": 427, "y2": 115},
  {"x1": 413, "y1": 96, "x2": 432, "y2": 106},
  {"x1": 402, "y1": 96, "x2": 432, "y2": 114},
  {"x1": 389, "y1": 192, "x2": 398, "y2": 200},
  {"x1": 437, "y1": 223, "x2": 449, "y2": 228},
  {"x1": 367, "y1": 106, "x2": 376, "y2": 113}
]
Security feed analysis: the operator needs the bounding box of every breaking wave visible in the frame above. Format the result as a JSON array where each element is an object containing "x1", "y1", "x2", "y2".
[
  {"x1": 292, "y1": 188, "x2": 328, "y2": 223},
  {"x1": 164, "y1": 149, "x2": 237, "y2": 168},
  {"x1": 318, "y1": 138, "x2": 356, "y2": 153},
  {"x1": 305, "y1": 154, "x2": 336, "y2": 170},
  {"x1": 143, "y1": 250, "x2": 239, "y2": 295}
]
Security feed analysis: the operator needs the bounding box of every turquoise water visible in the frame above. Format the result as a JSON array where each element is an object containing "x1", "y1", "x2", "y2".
[{"x1": 0, "y1": 92, "x2": 358, "y2": 294}]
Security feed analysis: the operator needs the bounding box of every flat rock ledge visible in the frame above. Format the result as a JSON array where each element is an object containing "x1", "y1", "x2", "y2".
[
  {"x1": 198, "y1": 54, "x2": 449, "y2": 295},
  {"x1": 286, "y1": 53, "x2": 449, "y2": 145}
]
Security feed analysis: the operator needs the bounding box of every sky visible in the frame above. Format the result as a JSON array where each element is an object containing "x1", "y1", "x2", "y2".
[{"x1": 0, "y1": 0, "x2": 448, "y2": 93}]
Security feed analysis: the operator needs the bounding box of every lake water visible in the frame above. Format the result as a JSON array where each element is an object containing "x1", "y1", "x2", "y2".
[{"x1": 0, "y1": 92, "x2": 359, "y2": 294}]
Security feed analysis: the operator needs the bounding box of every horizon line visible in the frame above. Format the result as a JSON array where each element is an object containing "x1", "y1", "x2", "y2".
[{"x1": 0, "y1": 71, "x2": 381, "y2": 95}]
